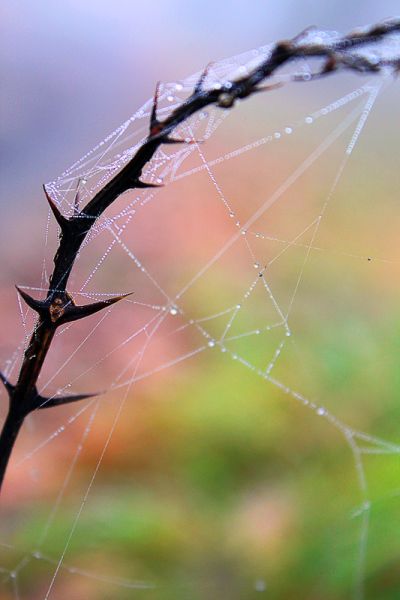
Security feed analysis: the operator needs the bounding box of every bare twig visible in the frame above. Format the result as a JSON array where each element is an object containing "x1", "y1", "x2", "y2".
[{"x1": 1, "y1": 17, "x2": 399, "y2": 493}]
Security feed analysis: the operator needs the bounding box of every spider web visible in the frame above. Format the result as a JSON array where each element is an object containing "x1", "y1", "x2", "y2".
[{"x1": 1, "y1": 35, "x2": 400, "y2": 600}]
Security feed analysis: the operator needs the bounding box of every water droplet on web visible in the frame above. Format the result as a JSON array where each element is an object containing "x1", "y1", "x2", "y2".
[
  {"x1": 32, "y1": 550, "x2": 42, "y2": 559},
  {"x1": 317, "y1": 407, "x2": 326, "y2": 416},
  {"x1": 229, "y1": 211, "x2": 235, "y2": 218},
  {"x1": 253, "y1": 262, "x2": 260, "y2": 269},
  {"x1": 274, "y1": 132, "x2": 281, "y2": 139},
  {"x1": 305, "y1": 116, "x2": 313, "y2": 124},
  {"x1": 236, "y1": 304, "x2": 241, "y2": 309},
  {"x1": 367, "y1": 256, "x2": 372, "y2": 262},
  {"x1": 254, "y1": 579, "x2": 267, "y2": 592},
  {"x1": 175, "y1": 82, "x2": 183, "y2": 91},
  {"x1": 285, "y1": 127, "x2": 293, "y2": 134},
  {"x1": 156, "y1": 177, "x2": 163, "y2": 184},
  {"x1": 170, "y1": 307, "x2": 178, "y2": 316},
  {"x1": 286, "y1": 330, "x2": 291, "y2": 337},
  {"x1": 167, "y1": 95, "x2": 174, "y2": 102},
  {"x1": 208, "y1": 340, "x2": 216, "y2": 348}
]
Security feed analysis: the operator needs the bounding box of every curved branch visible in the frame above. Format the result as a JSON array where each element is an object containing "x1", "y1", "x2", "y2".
[{"x1": 0, "y1": 17, "x2": 399, "y2": 493}]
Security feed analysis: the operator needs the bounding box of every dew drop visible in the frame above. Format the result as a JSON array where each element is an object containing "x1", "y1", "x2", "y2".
[
  {"x1": 175, "y1": 82, "x2": 183, "y2": 91},
  {"x1": 285, "y1": 330, "x2": 291, "y2": 337},
  {"x1": 170, "y1": 307, "x2": 178, "y2": 316},
  {"x1": 167, "y1": 95, "x2": 174, "y2": 102},
  {"x1": 274, "y1": 132, "x2": 281, "y2": 139},
  {"x1": 253, "y1": 262, "x2": 260, "y2": 269},
  {"x1": 255, "y1": 579, "x2": 267, "y2": 592},
  {"x1": 285, "y1": 127, "x2": 293, "y2": 134},
  {"x1": 208, "y1": 340, "x2": 216, "y2": 348},
  {"x1": 305, "y1": 116, "x2": 313, "y2": 124},
  {"x1": 317, "y1": 407, "x2": 326, "y2": 416}
]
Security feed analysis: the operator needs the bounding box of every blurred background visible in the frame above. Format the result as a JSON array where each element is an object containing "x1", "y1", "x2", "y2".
[{"x1": 1, "y1": 1, "x2": 400, "y2": 599}]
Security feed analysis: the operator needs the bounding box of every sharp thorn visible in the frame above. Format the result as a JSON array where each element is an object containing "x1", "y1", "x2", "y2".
[
  {"x1": 59, "y1": 292, "x2": 133, "y2": 324},
  {"x1": 74, "y1": 179, "x2": 82, "y2": 216},
  {"x1": 36, "y1": 391, "x2": 98, "y2": 409},
  {"x1": 43, "y1": 185, "x2": 70, "y2": 231},
  {"x1": 252, "y1": 81, "x2": 284, "y2": 95},
  {"x1": 135, "y1": 179, "x2": 164, "y2": 189},
  {"x1": 194, "y1": 62, "x2": 213, "y2": 94},
  {"x1": 16, "y1": 286, "x2": 47, "y2": 315},
  {"x1": 149, "y1": 81, "x2": 162, "y2": 135},
  {"x1": 163, "y1": 136, "x2": 203, "y2": 145},
  {"x1": 0, "y1": 372, "x2": 14, "y2": 395}
]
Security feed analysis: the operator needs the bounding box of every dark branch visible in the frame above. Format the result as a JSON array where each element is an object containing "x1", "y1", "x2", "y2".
[{"x1": 0, "y1": 17, "x2": 399, "y2": 493}]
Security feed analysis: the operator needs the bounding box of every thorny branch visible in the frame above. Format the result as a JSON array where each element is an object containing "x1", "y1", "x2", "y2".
[{"x1": 0, "y1": 18, "x2": 399, "y2": 493}]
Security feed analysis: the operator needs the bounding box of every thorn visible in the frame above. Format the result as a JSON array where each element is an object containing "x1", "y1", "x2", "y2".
[
  {"x1": 43, "y1": 185, "x2": 70, "y2": 231},
  {"x1": 0, "y1": 372, "x2": 14, "y2": 395},
  {"x1": 163, "y1": 136, "x2": 203, "y2": 145},
  {"x1": 74, "y1": 179, "x2": 82, "y2": 216},
  {"x1": 16, "y1": 286, "x2": 47, "y2": 316},
  {"x1": 252, "y1": 81, "x2": 284, "y2": 95},
  {"x1": 194, "y1": 62, "x2": 213, "y2": 94},
  {"x1": 135, "y1": 179, "x2": 164, "y2": 189},
  {"x1": 59, "y1": 292, "x2": 133, "y2": 324},
  {"x1": 149, "y1": 81, "x2": 162, "y2": 136},
  {"x1": 35, "y1": 391, "x2": 98, "y2": 410}
]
